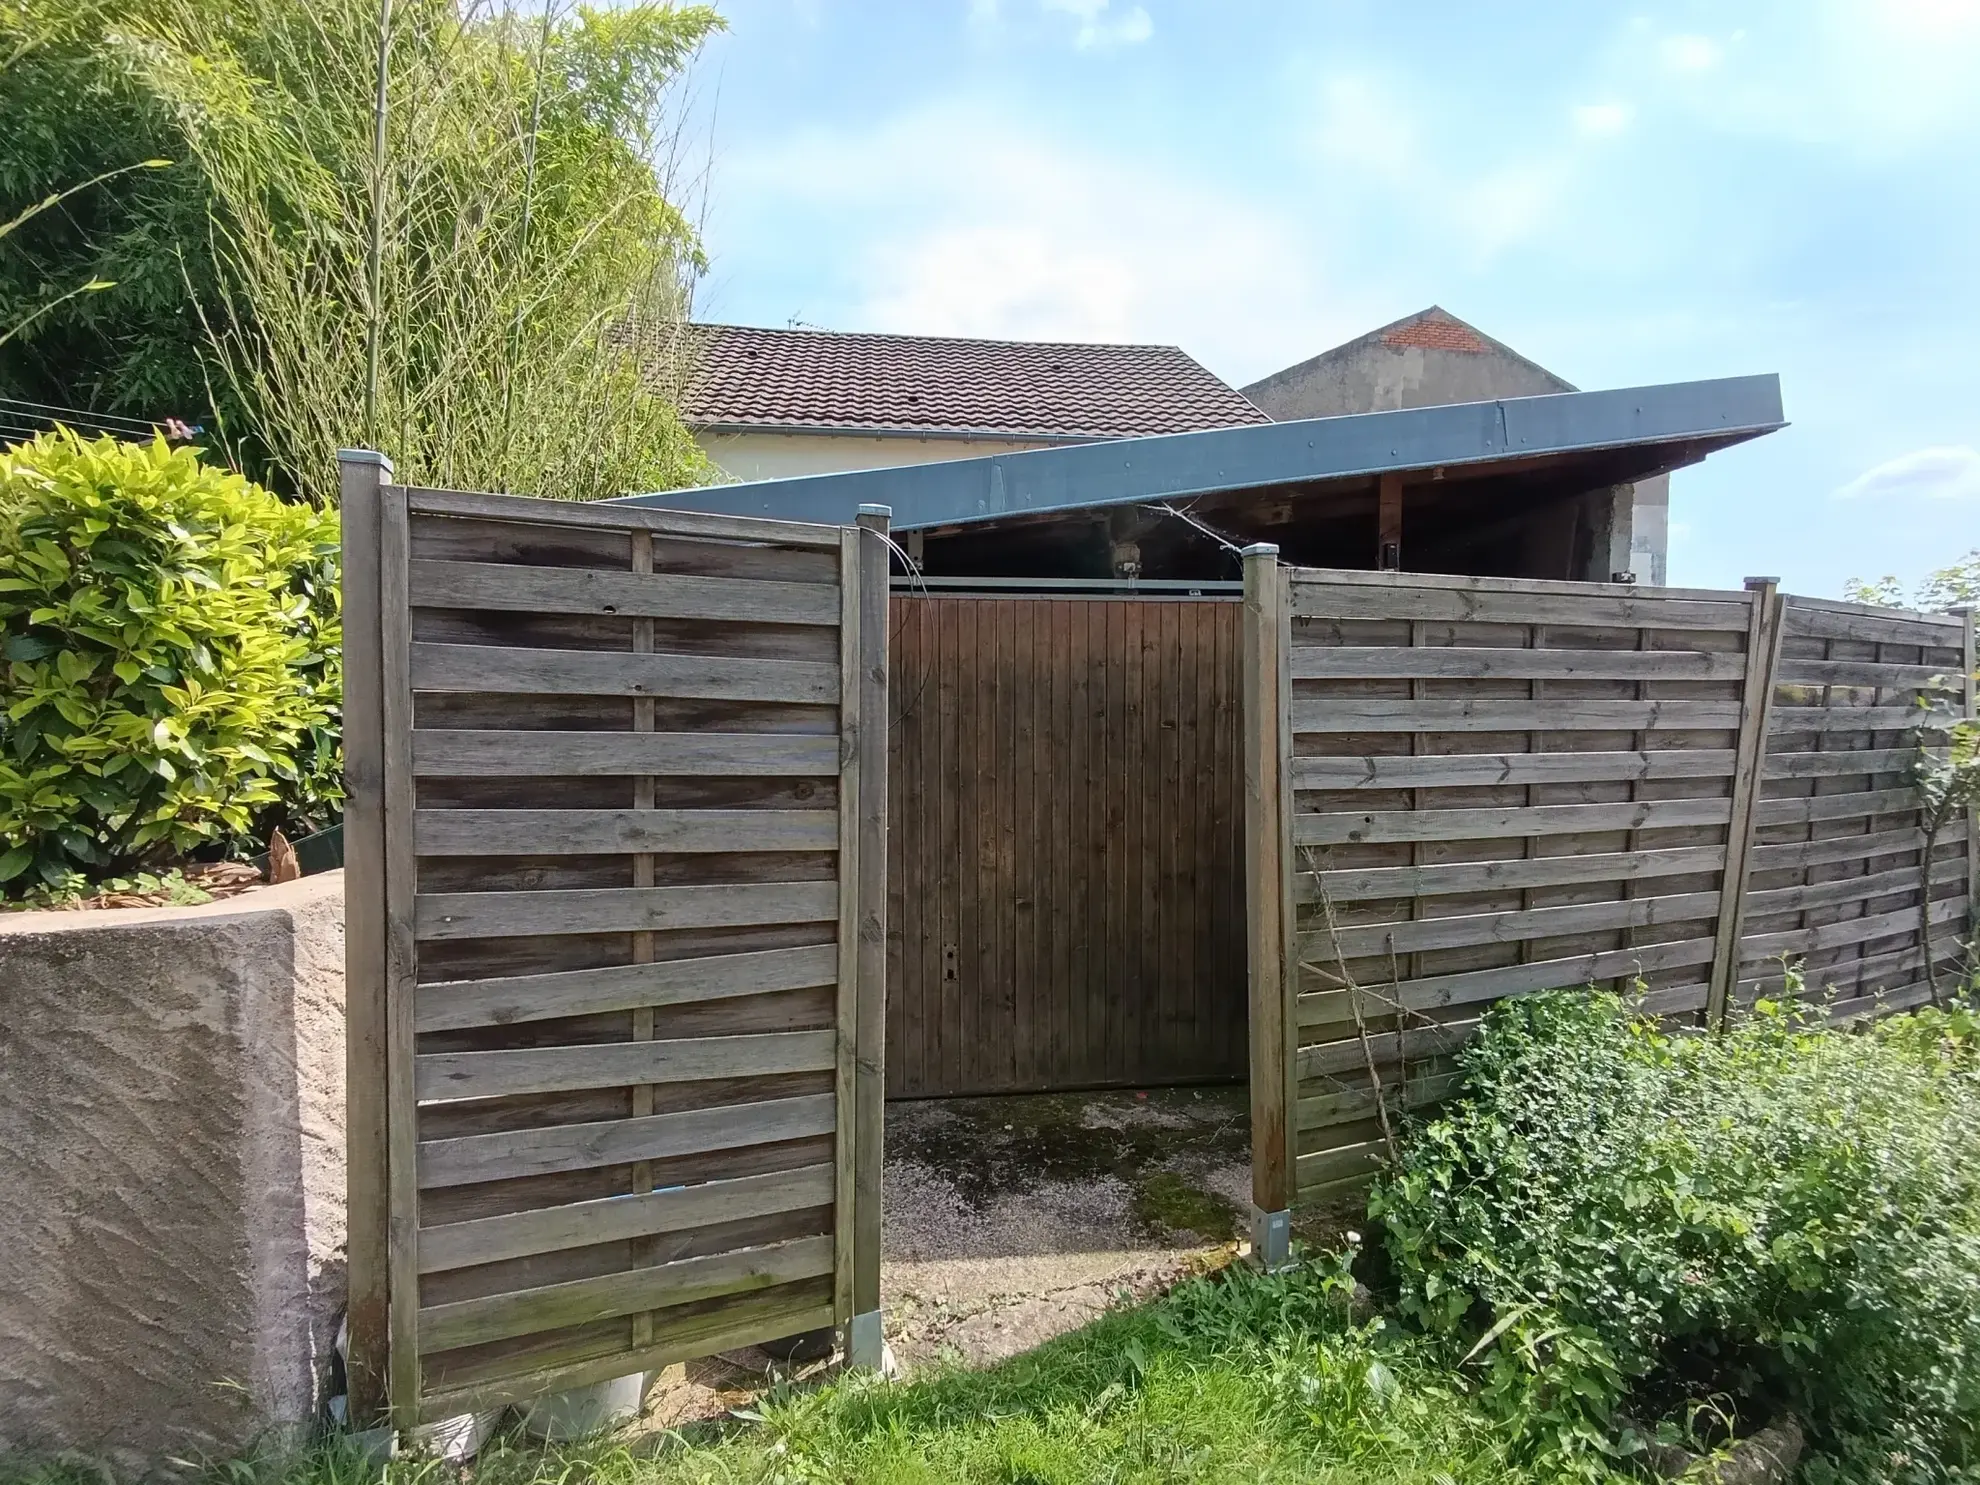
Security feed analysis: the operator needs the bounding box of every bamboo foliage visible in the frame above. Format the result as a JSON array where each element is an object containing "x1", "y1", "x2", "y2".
[{"x1": 114, "y1": 0, "x2": 720, "y2": 504}]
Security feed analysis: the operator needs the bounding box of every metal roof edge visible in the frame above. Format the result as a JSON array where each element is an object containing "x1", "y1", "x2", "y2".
[{"x1": 620, "y1": 373, "x2": 1785, "y2": 533}]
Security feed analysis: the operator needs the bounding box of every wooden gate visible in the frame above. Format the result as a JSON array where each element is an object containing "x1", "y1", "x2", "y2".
[
  {"x1": 886, "y1": 588, "x2": 1246, "y2": 1096},
  {"x1": 339, "y1": 454, "x2": 888, "y2": 1429}
]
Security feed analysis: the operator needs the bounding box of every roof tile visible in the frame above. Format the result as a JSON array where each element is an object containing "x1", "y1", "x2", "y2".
[{"x1": 675, "y1": 323, "x2": 1270, "y2": 439}]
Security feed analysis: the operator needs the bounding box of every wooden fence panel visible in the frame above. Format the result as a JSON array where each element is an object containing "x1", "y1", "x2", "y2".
[
  {"x1": 886, "y1": 594, "x2": 1247, "y2": 1096},
  {"x1": 1258, "y1": 566, "x2": 1764, "y2": 1203},
  {"x1": 1247, "y1": 564, "x2": 1980, "y2": 1211},
  {"x1": 343, "y1": 467, "x2": 885, "y2": 1428},
  {"x1": 1738, "y1": 595, "x2": 1972, "y2": 1019}
]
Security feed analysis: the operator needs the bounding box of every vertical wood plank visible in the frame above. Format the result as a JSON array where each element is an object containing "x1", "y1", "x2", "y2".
[
  {"x1": 1242, "y1": 546, "x2": 1293, "y2": 1219},
  {"x1": 336, "y1": 450, "x2": 390, "y2": 1427},
  {"x1": 1964, "y1": 608, "x2": 1978, "y2": 933},
  {"x1": 852, "y1": 508, "x2": 891, "y2": 1329},
  {"x1": 1707, "y1": 580, "x2": 1786, "y2": 1027},
  {"x1": 833, "y1": 528, "x2": 860, "y2": 1322},
  {"x1": 378, "y1": 482, "x2": 421, "y2": 1431},
  {"x1": 1377, "y1": 472, "x2": 1403, "y2": 569}
]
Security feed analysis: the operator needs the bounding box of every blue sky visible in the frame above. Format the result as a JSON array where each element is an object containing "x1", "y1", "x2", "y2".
[{"x1": 679, "y1": 1, "x2": 1980, "y2": 597}]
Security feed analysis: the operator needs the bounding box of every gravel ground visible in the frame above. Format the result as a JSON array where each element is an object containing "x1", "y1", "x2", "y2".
[{"x1": 633, "y1": 1086, "x2": 1253, "y2": 1428}]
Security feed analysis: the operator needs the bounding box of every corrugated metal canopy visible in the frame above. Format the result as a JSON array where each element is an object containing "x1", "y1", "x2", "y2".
[{"x1": 617, "y1": 373, "x2": 1785, "y2": 534}]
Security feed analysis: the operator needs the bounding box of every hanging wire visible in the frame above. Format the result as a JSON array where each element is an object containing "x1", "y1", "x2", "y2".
[
  {"x1": 1142, "y1": 499, "x2": 1248, "y2": 559},
  {"x1": 0, "y1": 396, "x2": 201, "y2": 444}
]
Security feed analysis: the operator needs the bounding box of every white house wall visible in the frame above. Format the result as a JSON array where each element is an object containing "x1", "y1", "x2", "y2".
[{"x1": 696, "y1": 430, "x2": 1057, "y2": 484}]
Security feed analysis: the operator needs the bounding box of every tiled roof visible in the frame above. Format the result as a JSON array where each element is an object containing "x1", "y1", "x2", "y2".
[{"x1": 677, "y1": 323, "x2": 1270, "y2": 440}]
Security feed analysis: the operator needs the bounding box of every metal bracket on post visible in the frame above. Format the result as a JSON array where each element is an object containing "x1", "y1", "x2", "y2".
[
  {"x1": 1251, "y1": 1206, "x2": 1292, "y2": 1271},
  {"x1": 846, "y1": 1310, "x2": 888, "y2": 1373}
]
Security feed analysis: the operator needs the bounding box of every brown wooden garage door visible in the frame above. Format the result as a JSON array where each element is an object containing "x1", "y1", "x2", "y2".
[{"x1": 885, "y1": 590, "x2": 1246, "y2": 1097}]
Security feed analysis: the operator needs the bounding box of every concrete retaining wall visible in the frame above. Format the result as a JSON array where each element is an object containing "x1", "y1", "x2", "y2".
[{"x1": 0, "y1": 873, "x2": 347, "y2": 1474}]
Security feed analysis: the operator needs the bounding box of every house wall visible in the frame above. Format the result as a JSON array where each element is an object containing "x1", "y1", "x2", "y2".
[
  {"x1": 696, "y1": 429, "x2": 1057, "y2": 484},
  {"x1": 1241, "y1": 340, "x2": 1570, "y2": 420}
]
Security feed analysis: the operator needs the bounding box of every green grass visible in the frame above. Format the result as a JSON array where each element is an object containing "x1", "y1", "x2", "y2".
[{"x1": 2, "y1": 1253, "x2": 1552, "y2": 1485}]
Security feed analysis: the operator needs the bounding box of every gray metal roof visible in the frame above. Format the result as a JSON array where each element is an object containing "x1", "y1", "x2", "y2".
[{"x1": 617, "y1": 373, "x2": 1785, "y2": 533}]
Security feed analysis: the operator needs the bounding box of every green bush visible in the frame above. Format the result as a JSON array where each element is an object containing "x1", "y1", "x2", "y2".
[
  {"x1": 0, "y1": 430, "x2": 340, "y2": 889},
  {"x1": 1370, "y1": 988, "x2": 1980, "y2": 1482}
]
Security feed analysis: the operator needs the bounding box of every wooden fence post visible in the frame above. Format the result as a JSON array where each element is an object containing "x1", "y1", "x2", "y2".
[
  {"x1": 1707, "y1": 576, "x2": 1787, "y2": 1028},
  {"x1": 337, "y1": 448, "x2": 391, "y2": 1429},
  {"x1": 847, "y1": 504, "x2": 891, "y2": 1369},
  {"x1": 1961, "y1": 608, "x2": 1978, "y2": 931},
  {"x1": 1242, "y1": 543, "x2": 1295, "y2": 1266}
]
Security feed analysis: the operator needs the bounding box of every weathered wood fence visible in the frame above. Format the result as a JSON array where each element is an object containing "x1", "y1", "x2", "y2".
[
  {"x1": 1243, "y1": 553, "x2": 1976, "y2": 1220},
  {"x1": 340, "y1": 456, "x2": 888, "y2": 1429}
]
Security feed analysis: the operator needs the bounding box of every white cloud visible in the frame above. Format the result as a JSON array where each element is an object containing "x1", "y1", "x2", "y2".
[
  {"x1": 972, "y1": 0, "x2": 1152, "y2": 49},
  {"x1": 1659, "y1": 33, "x2": 1724, "y2": 72},
  {"x1": 1835, "y1": 446, "x2": 1980, "y2": 503},
  {"x1": 1309, "y1": 71, "x2": 1579, "y2": 268},
  {"x1": 1571, "y1": 101, "x2": 1631, "y2": 136},
  {"x1": 1642, "y1": 3, "x2": 1980, "y2": 152},
  {"x1": 718, "y1": 101, "x2": 1363, "y2": 382},
  {"x1": 1040, "y1": 0, "x2": 1152, "y2": 50}
]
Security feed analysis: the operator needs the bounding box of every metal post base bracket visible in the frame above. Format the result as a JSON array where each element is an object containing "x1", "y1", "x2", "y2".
[
  {"x1": 1251, "y1": 1206, "x2": 1292, "y2": 1271},
  {"x1": 846, "y1": 1309, "x2": 891, "y2": 1374}
]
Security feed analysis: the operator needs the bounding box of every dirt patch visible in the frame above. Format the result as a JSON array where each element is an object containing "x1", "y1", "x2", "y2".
[{"x1": 635, "y1": 1087, "x2": 1251, "y2": 1429}]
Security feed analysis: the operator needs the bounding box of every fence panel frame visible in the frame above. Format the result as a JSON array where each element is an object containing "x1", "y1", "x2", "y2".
[
  {"x1": 341, "y1": 455, "x2": 887, "y2": 1428},
  {"x1": 1241, "y1": 557, "x2": 1974, "y2": 1223}
]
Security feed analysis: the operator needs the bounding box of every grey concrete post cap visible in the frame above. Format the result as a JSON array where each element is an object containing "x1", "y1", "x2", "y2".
[
  {"x1": 1240, "y1": 542, "x2": 1280, "y2": 557},
  {"x1": 856, "y1": 503, "x2": 893, "y2": 518},
  {"x1": 335, "y1": 448, "x2": 394, "y2": 475}
]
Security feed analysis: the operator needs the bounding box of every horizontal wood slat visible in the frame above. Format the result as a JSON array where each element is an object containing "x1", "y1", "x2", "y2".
[
  {"x1": 412, "y1": 643, "x2": 839, "y2": 704},
  {"x1": 1768, "y1": 706, "x2": 1939, "y2": 733},
  {"x1": 1781, "y1": 604, "x2": 1963, "y2": 647},
  {"x1": 418, "y1": 1233, "x2": 835, "y2": 1352},
  {"x1": 415, "y1": 808, "x2": 838, "y2": 856},
  {"x1": 409, "y1": 559, "x2": 838, "y2": 626},
  {"x1": 1298, "y1": 933, "x2": 1719, "y2": 1028},
  {"x1": 1764, "y1": 748, "x2": 1928, "y2": 780},
  {"x1": 1288, "y1": 645, "x2": 1746, "y2": 682},
  {"x1": 1749, "y1": 821, "x2": 1964, "y2": 873},
  {"x1": 1291, "y1": 698, "x2": 1743, "y2": 733},
  {"x1": 415, "y1": 1029, "x2": 837, "y2": 1101},
  {"x1": 1752, "y1": 788, "x2": 1919, "y2": 828},
  {"x1": 418, "y1": 1164, "x2": 835, "y2": 1274},
  {"x1": 1775, "y1": 657, "x2": 1950, "y2": 689},
  {"x1": 416, "y1": 1289, "x2": 837, "y2": 1423},
  {"x1": 414, "y1": 881, "x2": 838, "y2": 940},
  {"x1": 406, "y1": 485, "x2": 843, "y2": 548},
  {"x1": 1290, "y1": 581, "x2": 1752, "y2": 631},
  {"x1": 417, "y1": 1091, "x2": 839, "y2": 1188},
  {"x1": 1743, "y1": 864, "x2": 1924, "y2": 917},
  {"x1": 1294, "y1": 796, "x2": 1731, "y2": 846},
  {"x1": 415, "y1": 943, "x2": 839, "y2": 1034},
  {"x1": 1293, "y1": 749, "x2": 1736, "y2": 790},
  {"x1": 412, "y1": 731, "x2": 840, "y2": 778},
  {"x1": 1740, "y1": 896, "x2": 1963, "y2": 961},
  {"x1": 1301, "y1": 844, "x2": 1726, "y2": 904},
  {"x1": 1304, "y1": 889, "x2": 1721, "y2": 965}
]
